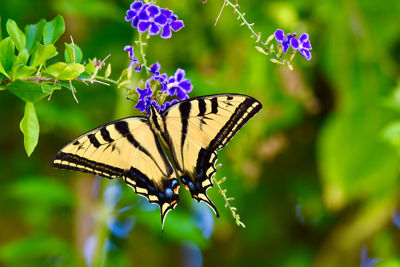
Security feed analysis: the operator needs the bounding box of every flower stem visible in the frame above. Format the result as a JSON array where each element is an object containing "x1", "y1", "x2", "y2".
[
  {"x1": 218, "y1": 0, "x2": 287, "y2": 64},
  {"x1": 137, "y1": 33, "x2": 149, "y2": 74}
]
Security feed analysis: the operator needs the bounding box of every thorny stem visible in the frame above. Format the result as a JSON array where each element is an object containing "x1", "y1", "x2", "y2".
[
  {"x1": 212, "y1": 176, "x2": 246, "y2": 228},
  {"x1": 216, "y1": 0, "x2": 287, "y2": 65}
]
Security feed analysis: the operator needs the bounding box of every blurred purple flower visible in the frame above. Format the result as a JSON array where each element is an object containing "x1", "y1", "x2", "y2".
[
  {"x1": 125, "y1": 1, "x2": 184, "y2": 39},
  {"x1": 124, "y1": 45, "x2": 142, "y2": 71},
  {"x1": 290, "y1": 33, "x2": 312, "y2": 60},
  {"x1": 193, "y1": 204, "x2": 214, "y2": 239},
  {"x1": 181, "y1": 242, "x2": 202, "y2": 267},
  {"x1": 295, "y1": 203, "x2": 305, "y2": 224},
  {"x1": 102, "y1": 183, "x2": 136, "y2": 239},
  {"x1": 106, "y1": 216, "x2": 135, "y2": 238},
  {"x1": 83, "y1": 235, "x2": 116, "y2": 266},
  {"x1": 103, "y1": 184, "x2": 123, "y2": 211},
  {"x1": 167, "y1": 68, "x2": 193, "y2": 100},
  {"x1": 274, "y1": 29, "x2": 294, "y2": 53},
  {"x1": 392, "y1": 211, "x2": 400, "y2": 229},
  {"x1": 360, "y1": 246, "x2": 380, "y2": 267}
]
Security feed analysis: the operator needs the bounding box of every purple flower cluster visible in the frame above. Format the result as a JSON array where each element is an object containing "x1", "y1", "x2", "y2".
[
  {"x1": 134, "y1": 62, "x2": 193, "y2": 114},
  {"x1": 274, "y1": 29, "x2": 312, "y2": 60},
  {"x1": 125, "y1": 1, "x2": 184, "y2": 39}
]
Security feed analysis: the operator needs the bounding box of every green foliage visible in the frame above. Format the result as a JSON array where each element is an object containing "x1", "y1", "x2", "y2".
[
  {"x1": 64, "y1": 42, "x2": 83, "y2": 64},
  {"x1": 0, "y1": 16, "x2": 110, "y2": 155},
  {"x1": 42, "y1": 16, "x2": 65, "y2": 46},
  {"x1": 19, "y1": 102, "x2": 39, "y2": 157},
  {"x1": 6, "y1": 19, "x2": 26, "y2": 52},
  {"x1": 0, "y1": 235, "x2": 75, "y2": 266}
]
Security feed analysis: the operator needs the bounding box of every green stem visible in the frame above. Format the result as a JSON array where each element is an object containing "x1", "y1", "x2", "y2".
[
  {"x1": 222, "y1": 0, "x2": 286, "y2": 64},
  {"x1": 91, "y1": 187, "x2": 110, "y2": 267},
  {"x1": 212, "y1": 176, "x2": 246, "y2": 228},
  {"x1": 137, "y1": 33, "x2": 149, "y2": 73}
]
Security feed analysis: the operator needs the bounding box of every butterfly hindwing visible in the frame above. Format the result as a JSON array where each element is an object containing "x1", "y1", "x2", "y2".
[
  {"x1": 53, "y1": 117, "x2": 180, "y2": 227},
  {"x1": 160, "y1": 94, "x2": 262, "y2": 215}
]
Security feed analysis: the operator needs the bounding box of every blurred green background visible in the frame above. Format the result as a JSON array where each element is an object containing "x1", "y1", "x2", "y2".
[{"x1": 1, "y1": 0, "x2": 400, "y2": 266}]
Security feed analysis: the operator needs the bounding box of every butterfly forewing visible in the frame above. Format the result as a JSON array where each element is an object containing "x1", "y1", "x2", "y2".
[
  {"x1": 161, "y1": 94, "x2": 262, "y2": 215},
  {"x1": 53, "y1": 117, "x2": 180, "y2": 226}
]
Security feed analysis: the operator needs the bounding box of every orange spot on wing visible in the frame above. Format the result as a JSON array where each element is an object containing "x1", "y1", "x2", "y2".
[
  {"x1": 170, "y1": 200, "x2": 177, "y2": 205},
  {"x1": 173, "y1": 186, "x2": 180, "y2": 194},
  {"x1": 185, "y1": 185, "x2": 190, "y2": 191}
]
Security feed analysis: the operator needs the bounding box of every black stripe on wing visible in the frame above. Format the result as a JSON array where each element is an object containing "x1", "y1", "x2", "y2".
[
  {"x1": 53, "y1": 152, "x2": 124, "y2": 178},
  {"x1": 208, "y1": 97, "x2": 262, "y2": 151}
]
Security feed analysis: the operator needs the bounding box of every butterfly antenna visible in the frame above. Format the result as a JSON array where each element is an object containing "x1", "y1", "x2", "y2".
[{"x1": 126, "y1": 96, "x2": 138, "y2": 105}]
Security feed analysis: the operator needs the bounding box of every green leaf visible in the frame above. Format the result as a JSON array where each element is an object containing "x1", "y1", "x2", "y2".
[
  {"x1": 15, "y1": 48, "x2": 29, "y2": 66},
  {"x1": 0, "y1": 17, "x2": 2, "y2": 41},
  {"x1": 105, "y1": 63, "x2": 111, "y2": 78},
  {"x1": 0, "y1": 37, "x2": 15, "y2": 76},
  {"x1": 15, "y1": 66, "x2": 37, "y2": 80},
  {"x1": 25, "y1": 19, "x2": 45, "y2": 53},
  {"x1": 6, "y1": 19, "x2": 26, "y2": 52},
  {"x1": 41, "y1": 83, "x2": 61, "y2": 94},
  {"x1": 31, "y1": 43, "x2": 57, "y2": 67},
  {"x1": 57, "y1": 63, "x2": 85, "y2": 80},
  {"x1": 0, "y1": 62, "x2": 10, "y2": 79},
  {"x1": 43, "y1": 16, "x2": 65, "y2": 45},
  {"x1": 382, "y1": 121, "x2": 400, "y2": 147},
  {"x1": 85, "y1": 60, "x2": 95, "y2": 74},
  {"x1": 19, "y1": 102, "x2": 39, "y2": 157},
  {"x1": 64, "y1": 42, "x2": 82, "y2": 64},
  {"x1": 7, "y1": 80, "x2": 48, "y2": 102},
  {"x1": 12, "y1": 65, "x2": 37, "y2": 80},
  {"x1": 45, "y1": 62, "x2": 85, "y2": 80},
  {"x1": 43, "y1": 62, "x2": 67, "y2": 77}
]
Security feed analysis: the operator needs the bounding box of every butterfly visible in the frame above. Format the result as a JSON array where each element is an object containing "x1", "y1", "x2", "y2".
[{"x1": 53, "y1": 94, "x2": 262, "y2": 228}]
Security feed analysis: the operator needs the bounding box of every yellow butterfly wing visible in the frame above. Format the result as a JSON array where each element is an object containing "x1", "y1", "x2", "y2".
[
  {"x1": 160, "y1": 94, "x2": 262, "y2": 215},
  {"x1": 53, "y1": 117, "x2": 180, "y2": 227}
]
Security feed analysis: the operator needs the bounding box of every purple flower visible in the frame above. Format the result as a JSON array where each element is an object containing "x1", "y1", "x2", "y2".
[
  {"x1": 137, "y1": 4, "x2": 168, "y2": 35},
  {"x1": 166, "y1": 68, "x2": 193, "y2": 100},
  {"x1": 193, "y1": 204, "x2": 214, "y2": 239},
  {"x1": 149, "y1": 62, "x2": 161, "y2": 75},
  {"x1": 125, "y1": 1, "x2": 144, "y2": 28},
  {"x1": 360, "y1": 246, "x2": 380, "y2": 267},
  {"x1": 181, "y1": 242, "x2": 203, "y2": 267},
  {"x1": 135, "y1": 83, "x2": 153, "y2": 113},
  {"x1": 290, "y1": 33, "x2": 312, "y2": 60},
  {"x1": 134, "y1": 82, "x2": 162, "y2": 114},
  {"x1": 274, "y1": 29, "x2": 294, "y2": 53},
  {"x1": 124, "y1": 45, "x2": 142, "y2": 71},
  {"x1": 125, "y1": 1, "x2": 184, "y2": 39},
  {"x1": 392, "y1": 211, "x2": 400, "y2": 229},
  {"x1": 160, "y1": 9, "x2": 184, "y2": 39}
]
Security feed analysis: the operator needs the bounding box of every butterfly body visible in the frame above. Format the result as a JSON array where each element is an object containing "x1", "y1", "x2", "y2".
[{"x1": 53, "y1": 94, "x2": 262, "y2": 228}]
